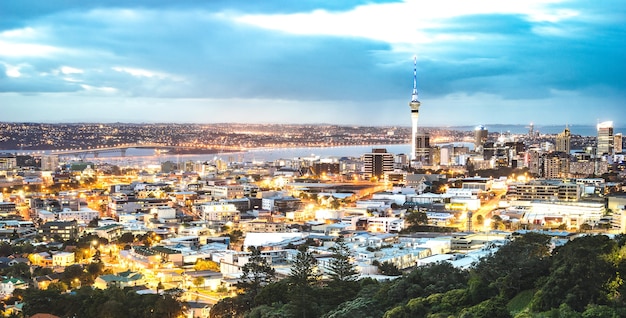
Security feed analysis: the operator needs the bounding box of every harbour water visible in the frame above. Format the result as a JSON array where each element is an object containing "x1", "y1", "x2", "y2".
[{"x1": 84, "y1": 144, "x2": 414, "y2": 166}]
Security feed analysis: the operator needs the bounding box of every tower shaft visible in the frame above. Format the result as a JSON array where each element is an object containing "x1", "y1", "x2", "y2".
[{"x1": 409, "y1": 56, "x2": 421, "y2": 161}]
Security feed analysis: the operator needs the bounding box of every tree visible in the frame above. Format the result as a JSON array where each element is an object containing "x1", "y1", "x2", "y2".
[
  {"x1": 210, "y1": 296, "x2": 249, "y2": 318},
  {"x1": 193, "y1": 276, "x2": 205, "y2": 290},
  {"x1": 117, "y1": 232, "x2": 135, "y2": 244},
  {"x1": 459, "y1": 296, "x2": 512, "y2": 318},
  {"x1": 62, "y1": 264, "x2": 84, "y2": 284},
  {"x1": 47, "y1": 281, "x2": 69, "y2": 293},
  {"x1": 531, "y1": 235, "x2": 617, "y2": 312},
  {"x1": 5, "y1": 262, "x2": 32, "y2": 279},
  {"x1": 88, "y1": 217, "x2": 100, "y2": 228},
  {"x1": 288, "y1": 245, "x2": 321, "y2": 318},
  {"x1": 0, "y1": 242, "x2": 13, "y2": 257},
  {"x1": 375, "y1": 261, "x2": 402, "y2": 276},
  {"x1": 228, "y1": 229, "x2": 244, "y2": 244},
  {"x1": 86, "y1": 261, "x2": 105, "y2": 279},
  {"x1": 22, "y1": 289, "x2": 65, "y2": 316},
  {"x1": 471, "y1": 232, "x2": 551, "y2": 301},
  {"x1": 476, "y1": 215, "x2": 484, "y2": 226},
  {"x1": 405, "y1": 211, "x2": 428, "y2": 229},
  {"x1": 330, "y1": 199, "x2": 342, "y2": 210},
  {"x1": 236, "y1": 246, "x2": 276, "y2": 310},
  {"x1": 194, "y1": 258, "x2": 220, "y2": 272},
  {"x1": 327, "y1": 239, "x2": 359, "y2": 283},
  {"x1": 491, "y1": 215, "x2": 503, "y2": 230}
]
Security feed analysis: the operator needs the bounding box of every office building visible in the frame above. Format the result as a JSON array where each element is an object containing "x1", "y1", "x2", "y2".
[
  {"x1": 414, "y1": 133, "x2": 431, "y2": 166},
  {"x1": 363, "y1": 148, "x2": 394, "y2": 180},
  {"x1": 597, "y1": 121, "x2": 614, "y2": 156},
  {"x1": 474, "y1": 125, "x2": 488, "y2": 152},
  {"x1": 615, "y1": 133, "x2": 623, "y2": 154},
  {"x1": 556, "y1": 126, "x2": 571, "y2": 154},
  {"x1": 543, "y1": 152, "x2": 570, "y2": 179}
]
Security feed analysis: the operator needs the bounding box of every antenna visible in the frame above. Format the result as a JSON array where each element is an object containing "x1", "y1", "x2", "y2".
[{"x1": 411, "y1": 55, "x2": 419, "y2": 102}]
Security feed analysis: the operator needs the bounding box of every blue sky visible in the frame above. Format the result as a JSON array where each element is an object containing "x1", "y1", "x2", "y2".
[{"x1": 1, "y1": 0, "x2": 624, "y2": 127}]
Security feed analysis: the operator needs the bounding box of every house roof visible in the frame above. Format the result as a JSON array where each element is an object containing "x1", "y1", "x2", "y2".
[
  {"x1": 30, "y1": 314, "x2": 60, "y2": 318},
  {"x1": 98, "y1": 272, "x2": 144, "y2": 283}
]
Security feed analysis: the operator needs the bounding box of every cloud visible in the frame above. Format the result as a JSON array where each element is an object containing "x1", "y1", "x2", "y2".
[{"x1": 0, "y1": 0, "x2": 624, "y2": 126}]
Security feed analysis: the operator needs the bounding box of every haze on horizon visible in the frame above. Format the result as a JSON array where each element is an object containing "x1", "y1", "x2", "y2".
[{"x1": 1, "y1": 0, "x2": 624, "y2": 127}]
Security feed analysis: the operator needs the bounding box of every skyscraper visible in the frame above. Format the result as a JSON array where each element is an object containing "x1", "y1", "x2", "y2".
[
  {"x1": 597, "y1": 121, "x2": 614, "y2": 156},
  {"x1": 474, "y1": 125, "x2": 488, "y2": 151},
  {"x1": 414, "y1": 132, "x2": 431, "y2": 166},
  {"x1": 556, "y1": 126, "x2": 571, "y2": 154},
  {"x1": 615, "y1": 133, "x2": 623, "y2": 154},
  {"x1": 408, "y1": 56, "x2": 421, "y2": 161},
  {"x1": 543, "y1": 152, "x2": 569, "y2": 179}
]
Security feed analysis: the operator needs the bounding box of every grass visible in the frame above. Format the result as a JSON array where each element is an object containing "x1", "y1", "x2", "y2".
[{"x1": 507, "y1": 289, "x2": 535, "y2": 315}]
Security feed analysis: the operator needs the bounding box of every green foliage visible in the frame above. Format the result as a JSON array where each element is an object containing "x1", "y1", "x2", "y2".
[
  {"x1": 236, "y1": 246, "x2": 276, "y2": 311},
  {"x1": 557, "y1": 303, "x2": 582, "y2": 318},
  {"x1": 405, "y1": 211, "x2": 429, "y2": 230},
  {"x1": 324, "y1": 296, "x2": 384, "y2": 318},
  {"x1": 327, "y1": 239, "x2": 358, "y2": 282},
  {"x1": 117, "y1": 232, "x2": 135, "y2": 244},
  {"x1": 2, "y1": 262, "x2": 32, "y2": 279},
  {"x1": 374, "y1": 262, "x2": 469, "y2": 310},
  {"x1": 531, "y1": 235, "x2": 617, "y2": 312},
  {"x1": 472, "y1": 232, "x2": 551, "y2": 300},
  {"x1": 375, "y1": 261, "x2": 402, "y2": 276},
  {"x1": 210, "y1": 296, "x2": 249, "y2": 318},
  {"x1": 287, "y1": 245, "x2": 322, "y2": 318},
  {"x1": 216, "y1": 233, "x2": 626, "y2": 317},
  {"x1": 254, "y1": 279, "x2": 289, "y2": 307},
  {"x1": 506, "y1": 289, "x2": 535, "y2": 315},
  {"x1": 581, "y1": 304, "x2": 623, "y2": 318},
  {"x1": 458, "y1": 296, "x2": 512, "y2": 318},
  {"x1": 21, "y1": 286, "x2": 183, "y2": 317},
  {"x1": 62, "y1": 264, "x2": 84, "y2": 284}
]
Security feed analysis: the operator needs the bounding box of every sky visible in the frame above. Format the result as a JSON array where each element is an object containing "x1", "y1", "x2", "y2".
[{"x1": 1, "y1": 0, "x2": 625, "y2": 127}]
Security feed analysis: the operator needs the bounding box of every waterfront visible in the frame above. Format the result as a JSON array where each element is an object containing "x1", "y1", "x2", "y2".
[{"x1": 72, "y1": 144, "x2": 414, "y2": 167}]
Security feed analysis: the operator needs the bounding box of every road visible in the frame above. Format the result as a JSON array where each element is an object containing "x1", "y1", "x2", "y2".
[{"x1": 471, "y1": 189, "x2": 506, "y2": 231}]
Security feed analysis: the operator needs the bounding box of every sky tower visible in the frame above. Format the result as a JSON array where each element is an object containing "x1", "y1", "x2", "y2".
[{"x1": 409, "y1": 56, "x2": 421, "y2": 161}]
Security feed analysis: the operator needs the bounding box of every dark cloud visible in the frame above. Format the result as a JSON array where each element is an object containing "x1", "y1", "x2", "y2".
[
  {"x1": 411, "y1": 10, "x2": 626, "y2": 100},
  {"x1": 0, "y1": 0, "x2": 401, "y2": 30}
]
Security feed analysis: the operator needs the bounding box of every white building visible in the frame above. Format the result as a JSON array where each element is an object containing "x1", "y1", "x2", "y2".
[
  {"x1": 52, "y1": 252, "x2": 75, "y2": 267},
  {"x1": 150, "y1": 206, "x2": 176, "y2": 220},
  {"x1": 366, "y1": 217, "x2": 404, "y2": 233},
  {"x1": 196, "y1": 202, "x2": 239, "y2": 223},
  {"x1": 519, "y1": 201, "x2": 604, "y2": 229},
  {"x1": 38, "y1": 207, "x2": 99, "y2": 224}
]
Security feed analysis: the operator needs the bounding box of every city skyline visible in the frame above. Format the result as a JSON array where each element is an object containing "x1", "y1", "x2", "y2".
[{"x1": 1, "y1": 0, "x2": 624, "y2": 126}]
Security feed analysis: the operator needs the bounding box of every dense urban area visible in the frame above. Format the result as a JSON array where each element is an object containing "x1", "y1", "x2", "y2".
[{"x1": 0, "y1": 122, "x2": 625, "y2": 317}]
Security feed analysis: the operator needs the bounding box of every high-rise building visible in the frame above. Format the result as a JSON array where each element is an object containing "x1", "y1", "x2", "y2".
[
  {"x1": 414, "y1": 132, "x2": 431, "y2": 166},
  {"x1": 615, "y1": 133, "x2": 623, "y2": 154},
  {"x1": 474, "y1": 125, "x2": 488, "y2": 151},
  {"x1": 556, "y1": 126, "x2": 571, "y2": 154},
  {"x1": 363, "y1": 148, "x2": 394, "y2": 181},
  {"x1": 543, "y1": 152, "x2": 569, "y2": 179},
  {"x1": 408, "y1": 56, "x2": 421, "y2": 161},
  {"x1": 597, "y1": 121, "x2": 614, "y2": 156}
]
